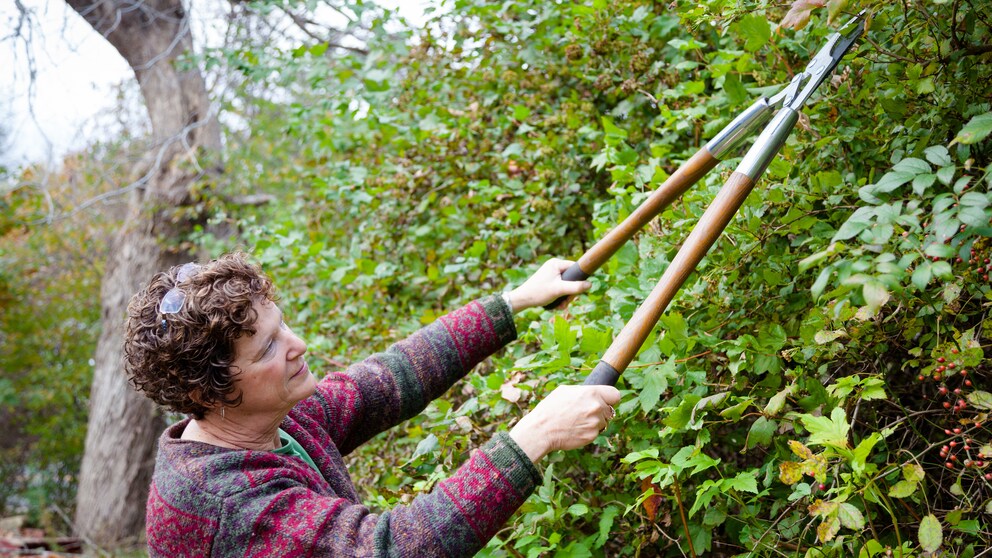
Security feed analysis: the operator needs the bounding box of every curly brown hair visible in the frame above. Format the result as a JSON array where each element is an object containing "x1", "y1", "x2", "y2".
[{"x1": 123, "y1": 252, "x2": 276, "y2": 419}]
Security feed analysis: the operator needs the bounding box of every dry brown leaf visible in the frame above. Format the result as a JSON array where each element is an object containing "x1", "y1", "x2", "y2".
[{"x1": 640, "y1": 478, "x2": 664, "y2": 521}]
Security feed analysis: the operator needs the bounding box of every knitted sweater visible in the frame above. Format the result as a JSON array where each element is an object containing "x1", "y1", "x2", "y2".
[{"x1": 146, "y1": 295, "x2": 542, "y2": 557}]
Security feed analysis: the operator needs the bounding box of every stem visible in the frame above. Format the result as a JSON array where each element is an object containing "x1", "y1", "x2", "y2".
[{"x1": 671, "y1": 477, "x2": 697, "y2": 558}]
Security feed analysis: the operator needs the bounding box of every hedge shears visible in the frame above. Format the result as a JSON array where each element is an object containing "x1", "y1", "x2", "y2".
[{"x1": 550, "y1": 12, "x2": 866, "y2": 386}]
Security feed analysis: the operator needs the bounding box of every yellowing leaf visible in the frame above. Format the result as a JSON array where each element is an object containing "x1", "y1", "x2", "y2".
[
  {"x1": 803, "y1": 453, "x2": 829, "y2": 483},
  {"x1": 918, "y1": 514, "x2": 943, "y2": 552},
  {"x1": 779, "y1": 461, "x2": 804, "y2": 485},
  {"x1": 788, "y1": 440, "x2": 815, "y2": 460},
  {"x1": 817, "y1": 515, "x2": 841, "y2": 543},
  {"x1": 808, "y1": 499, "x2": 838, "y2": 517},
  {"x1": 903, "y1": 463, "x2": 925, "y2": 483}
]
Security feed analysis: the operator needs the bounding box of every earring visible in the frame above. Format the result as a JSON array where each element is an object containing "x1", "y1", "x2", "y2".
[{"x1": 221, "y1": 407, "x2": 226, "y2": 420}]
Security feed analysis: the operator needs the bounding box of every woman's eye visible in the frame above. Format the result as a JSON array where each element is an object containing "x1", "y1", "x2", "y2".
[{"x1": 263, "y1": 340, "x2": 275, "y2": 357}]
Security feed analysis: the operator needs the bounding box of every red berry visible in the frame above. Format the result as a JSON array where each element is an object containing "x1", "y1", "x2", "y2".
[
  {"x1": 940, "y1": 387, "x2": 949, "y2": 395},
  {"x1": 951, "y1": 441, "x2": 957, "y2": 447},
  {"x1": 944, "y1": 401, "x2": 952, "y2": 409},
  {"x1": 985, "y1": 473, "x2": 992, "y2": 480},
  {"x1": 961, "y1": 370, "x2": 967, "y2": 377},
  {"x1": 947, "y1": 462, "x2": 955, "y2": 468},
  {"x1": 948, "y1": 362, "x2": 956, "y2": 369},
  {"x1": 955, "y1": 388, "x2": 962, "y2": 395},
  {"x1": 819, "y1": 483, "x2": 827, "y2": 491},
  {"x1": 958, "y1": 399, "x2": 967, "y2": 408},
  {"x1": 954, "y1": 428, "x2": 962, "y2": 434},
  {"x1": 935, "y1": 374, "x2": 943, "y2": 381},
  {"x1": 966, "y1": 380, "x2": 973, "y2": 387},
  {"x1": 938, "y1": 357, "x2": 946, "y2": 363},
  {"x1": 952, "y1": 349, "x2": 959, "y2": 354},
  {"x1": 919, "y1": 375, "x2": 926, "y2": 381}
]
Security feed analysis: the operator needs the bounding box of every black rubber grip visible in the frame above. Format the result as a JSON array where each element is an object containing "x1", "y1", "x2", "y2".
[
  {"x1": 543, "y1": 263, "x2": 591, "y2": 310},
  {"x1": 583, "y1": 360, "x2": 621, "y2": 386}
]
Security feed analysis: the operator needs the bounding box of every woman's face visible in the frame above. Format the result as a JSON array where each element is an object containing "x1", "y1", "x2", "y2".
[{"x1": 228, "y1": 299, "x2": 316, "y2": 416}]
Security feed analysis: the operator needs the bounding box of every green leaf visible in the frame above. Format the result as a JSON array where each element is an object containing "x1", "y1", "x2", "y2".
[
  {"x1": 827, "y1": 0, "x2": 849, "y2": 23},
  {"x1": 801, "y1": 407, "x2": 851, "y2": 449},
  {"x1": 952, "y1": 111, "x2": 992, "y2": 145},
  {"x1": 735, "y1": 14, "x2": 771, "y2": 51},
  {"x1": 764, "y1": 385, "x2": 793, "y2": 415},
  {"x1": 966, "y1": 390, "x2": 992, "y2": 410},
  {"x1": 893, "y1": 157, "x2": 931, "y2": 174},
  {"x1": 639, "y1": 360, "x2": 674, "y2": 413},
  {"x1": 727, "y1": 472, "x2": 759, "y2": 494},
  {"x1": 837, "y1": 503, "x2": 865, "y2": 530},
  {"x1": 924, "y1": 145, "x2": 952, "y2": 166},
  {"x1": 937, "y1": 166, "x2": 956, "y2": 185},
  {"x1": 912, "y1": 261, "x2": 933, "y2": 290},
  {"x1": 863, "y1": 281, "x2": 889, "y2": 312},
  {"x1": 596, "y1": 506, "x2": 619, "y2": 547},
  {"x1": 912, "y1": 173, "x2": 937, "y2": 194},
  {"x1": 918, "y1": 514, "x2": 943, "y2": 552},
  {"x1": 888, "y1": 480, "x2": 918, "y2": 498},
  {"x1": 747, "y1": 416, "x2": 776, "y2": 448},
  {"x1": 567, "y1": 503, "x2": 589, "y2": 517},
  {"x1": 601, "y1": 117, "x2": 628, "y2": 139}
]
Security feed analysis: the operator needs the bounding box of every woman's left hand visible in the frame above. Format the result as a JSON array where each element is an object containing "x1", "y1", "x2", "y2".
[{"x1": 505, "y1": 258, "x2": 592, "y2": 313}]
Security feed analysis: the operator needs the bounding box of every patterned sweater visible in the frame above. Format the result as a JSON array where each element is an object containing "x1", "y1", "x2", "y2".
[{"x1": 146, "y1": 295, "x2": 542, "y2": 557}]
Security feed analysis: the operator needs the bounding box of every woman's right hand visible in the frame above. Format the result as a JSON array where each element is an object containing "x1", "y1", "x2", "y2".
[{"x1": 508, "y1": 385, "x2": 621, "y2": 463}]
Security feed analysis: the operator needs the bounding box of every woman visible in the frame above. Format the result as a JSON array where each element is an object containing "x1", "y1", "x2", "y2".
[{"x1": 125, "y1": 252, "x2": 620, "y2": 557}]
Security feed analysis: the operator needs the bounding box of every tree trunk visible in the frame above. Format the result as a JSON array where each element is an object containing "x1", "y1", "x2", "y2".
[{"x1": 66, "y1": 0, "x2": 221, "y2": 548}]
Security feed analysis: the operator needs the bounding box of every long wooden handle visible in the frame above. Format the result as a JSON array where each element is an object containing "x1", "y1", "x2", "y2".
[
  {"x1": 576, "y1": 148, "x2": 719, "y2": 276},
  {"x1": 586, "y1": 171, "x2": 757, "y2": 383}
]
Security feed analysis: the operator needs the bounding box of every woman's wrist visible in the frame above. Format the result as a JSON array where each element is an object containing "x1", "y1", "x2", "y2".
[{"x1": 509, "y1": 417, "x2": 550, "y2": 463}]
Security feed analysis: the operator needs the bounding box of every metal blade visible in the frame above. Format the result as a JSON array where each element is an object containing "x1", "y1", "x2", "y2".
[{"x1": 784, "y1": 10, "x2": 867, "y2": 110}]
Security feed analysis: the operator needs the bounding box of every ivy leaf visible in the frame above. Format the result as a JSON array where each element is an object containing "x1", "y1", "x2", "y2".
[
  {"x1": 951, "y1": 111, "x2": 992, "y2": 145},
  {"x1": 918, "y1": 514, "x2": 943, "y2": 552}
]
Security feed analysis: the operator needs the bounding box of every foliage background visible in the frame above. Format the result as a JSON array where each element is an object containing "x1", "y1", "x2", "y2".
[{"x1": 2, "y1": 0, "x2": 992, "y2": 555}]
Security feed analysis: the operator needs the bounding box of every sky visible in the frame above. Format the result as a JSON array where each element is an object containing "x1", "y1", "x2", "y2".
[{"x1": 0, "y1": 0, "x2": 432, "y2": 168}]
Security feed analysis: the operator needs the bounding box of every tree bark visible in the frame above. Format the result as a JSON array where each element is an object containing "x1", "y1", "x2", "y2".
[{"x1": 66, "y1": 0, "x2": 221, "y2": 547}]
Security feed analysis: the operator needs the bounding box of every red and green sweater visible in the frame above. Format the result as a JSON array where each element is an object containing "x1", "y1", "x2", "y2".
[{"x1": 146, "y1": 295, "x2": 541, "y2": 557}]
